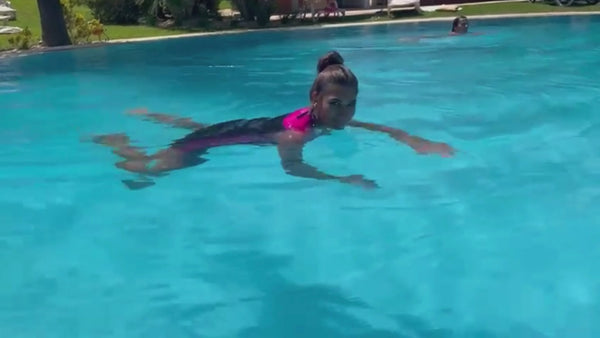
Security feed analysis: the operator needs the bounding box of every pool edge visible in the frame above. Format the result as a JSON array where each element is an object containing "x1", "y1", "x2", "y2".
[
  {"x1": 109, "y1": 11, "x2": 600, "y2": 43},
  {"x1": 2, "y1": 11, "x2": 600, "y2": 59}
]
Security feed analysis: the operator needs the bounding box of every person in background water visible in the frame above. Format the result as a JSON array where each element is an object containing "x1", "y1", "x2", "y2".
[
  {"x1": 399, "y1": 15, "x2": 478, "y2": 42},
  {"x1": 90, "y1": 51, "x2": 454, "y2": 190},
  {"x1": 450, "y1": 15, "x2": 469, "y2": 35}
]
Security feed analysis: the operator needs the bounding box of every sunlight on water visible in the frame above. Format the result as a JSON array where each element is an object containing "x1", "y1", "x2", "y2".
[{"x1": 1, "y1": 15, "x2": 600, "y2": 338}]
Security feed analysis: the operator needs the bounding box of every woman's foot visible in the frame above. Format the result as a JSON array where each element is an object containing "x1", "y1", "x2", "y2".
[
  {"x1": 90, "y1": 133, "x2": 130, "y2": 147},
  {"x1": 127, "y1": 107, "x2": 149, "y2": 116},
  {"x1": 122, "y1": 179, "x2": 156, "y2": 190}
]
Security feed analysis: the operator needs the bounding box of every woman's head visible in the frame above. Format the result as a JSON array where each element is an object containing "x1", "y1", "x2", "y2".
[
  {"x1": 309, "y1": 51, "x2": 358, "y2": 129},
  {"x1": 451, "y1": 16, "x2": 469, "y2": 34}
]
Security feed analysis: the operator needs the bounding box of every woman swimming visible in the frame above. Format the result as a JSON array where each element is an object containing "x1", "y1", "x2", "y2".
[
  {"x1": 399, "y1": 16, "x2": 480, "y2": 43},
  {"x1": 91, "y1": 51, "x2": 454, "y2": 190}
]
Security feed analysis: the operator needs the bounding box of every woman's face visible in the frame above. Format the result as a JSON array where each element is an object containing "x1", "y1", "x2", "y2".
[
  {"x1": 454, "y1": 18, "x2": 469, "y2": 34},
  {"x1": 311, "y1": 84, "x2": 357, "y2": 129}
]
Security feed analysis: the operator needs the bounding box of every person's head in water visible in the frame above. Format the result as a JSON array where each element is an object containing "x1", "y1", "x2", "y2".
[
  {"x1": 309, "y1": 51, "x2": 359, "y2": 130},
  {"x1": 451, "y1": 16, "x2": 469, "y2": 34}
]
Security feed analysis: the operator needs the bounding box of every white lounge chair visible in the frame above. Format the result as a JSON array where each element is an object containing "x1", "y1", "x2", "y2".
[
  {"x1": 303, "y1": 0, "x2": 345, "y2": 20},
  {"x1": 0, "y1": 26, "x2": 21, "y2": 34},
  {"x1": 386, "y1": 0, "x2": 421, "y2": 16},
  {"x1": 0, "y1": 4, "x2": 16, "y2": 21},
  {"x1": 0, "y1": 1, "x2": 20, "y2": 35}
]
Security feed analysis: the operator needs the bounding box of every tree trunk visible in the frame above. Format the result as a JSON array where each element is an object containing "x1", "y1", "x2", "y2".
[{"x1": 37, "y1": 0, "x2": 72, "y2": 47}]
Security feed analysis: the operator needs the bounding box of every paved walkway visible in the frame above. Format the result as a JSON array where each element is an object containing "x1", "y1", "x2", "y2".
[{"x1": 218, "y1": 0, "x2": 525, "y2": 21}]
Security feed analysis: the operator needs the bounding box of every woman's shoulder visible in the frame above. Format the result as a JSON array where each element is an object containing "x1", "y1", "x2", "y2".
[{"x1": 283, "y1": 107, "x2": 313, "y2": 132}]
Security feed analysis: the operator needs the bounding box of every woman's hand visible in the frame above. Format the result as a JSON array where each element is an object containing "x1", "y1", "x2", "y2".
[
  {"x1": 339, "y1": 175, "x2": 379, "y2": 189},
  {"x1": 347, "y1": 119, "x2": 455, "y2": 158},
  {"x1": 391, "y1": 133, "x2": 455, "y2": 157}
]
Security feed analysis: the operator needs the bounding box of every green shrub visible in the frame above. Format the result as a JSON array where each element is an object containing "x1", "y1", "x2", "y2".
[
  {"x1": 231, "y1": 0, "x2": 255, "y2": 21},
  {"x1": 255, "y1": 0, "x2": 274, "y2": 26},
  {"x1": 231, "y1": 0, "x2": 274, "y2": 26},
  {"x1": 7, "y1": 27, "x2": 34, "y2": 50},
  {"x1": 136, "y1": 0, "x2": 219, "y2": 25},
  {"x1": 61, "y1": 0, "x2": 108, "y2": 43},
  {"x1": 86, "y1": 0, "x2": 142, "y2": 24}
]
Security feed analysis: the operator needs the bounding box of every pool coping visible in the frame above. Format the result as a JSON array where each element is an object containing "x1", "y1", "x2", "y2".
[
  {"x1": 1, "y1": 10, "x2": 599, "y2": 59},
  {"x1": 109, "y1": 10, "x2": 600, "y2": 42}
]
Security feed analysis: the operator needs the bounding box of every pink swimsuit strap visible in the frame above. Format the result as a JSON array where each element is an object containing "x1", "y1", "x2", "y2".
[{"x1": 282, "y1": 107, "x2": 315, "y2": 133}]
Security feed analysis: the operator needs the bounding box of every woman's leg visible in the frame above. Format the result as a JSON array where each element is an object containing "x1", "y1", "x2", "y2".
[
  {"x1": 91, "y1": 133, "x2": 206, "y2": 190},
  {"x1": 92, "y1": 133, "x2": 150, "y2": 164},
  {"x1": 127, "y1": 108, "x2": 206, "y2": 130},
  {"x1": 92, "y1": 133, "x2": 188, "y2": 174}
]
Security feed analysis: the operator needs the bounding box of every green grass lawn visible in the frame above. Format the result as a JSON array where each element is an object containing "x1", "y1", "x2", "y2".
[
  {"x1": 0, "y1": 0, "x2": 41, "y2": 50},
  {"x1": 1, "y1": 1, "x2": 599, "y2": 51},
  {"x1": 71, "y1": 5, "x2": 189, "y2": 40},
  {"x1": 427, "y1": 1, "x2": 600, "y2": 17},
  {"x1": 0, "y1": 2, "x2": 188, "y2": 50},
  {"x1": 219, "y1": 0, "x2": 232, "y2": 10}
]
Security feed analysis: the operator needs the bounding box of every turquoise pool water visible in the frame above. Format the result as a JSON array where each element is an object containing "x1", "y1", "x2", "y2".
[{"x1": 2, "y1": 14, "x2": 600, "y2": 337}]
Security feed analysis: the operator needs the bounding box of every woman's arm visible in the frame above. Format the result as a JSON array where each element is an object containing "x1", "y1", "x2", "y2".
[
  {"x1": 276, "y1": 131, "x2": 377, "y2": 189},
  {"x1": 347, "y1": 119, "x2": 454, "y2": 157},
  {"x1": 127, "y1": 108, "x2": 206, "y2": 130}
]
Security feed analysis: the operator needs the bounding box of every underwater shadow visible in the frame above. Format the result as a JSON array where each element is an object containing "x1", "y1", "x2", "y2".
[
  {"x1": 392, "y1": 313, "x2": 550, "y2": 338},
  {"x1": 155, "y1": 246, "x2": 546, "y2": 338},
  {"x1": 200, "y1": 249, "x2": 404, "y2": 338}
]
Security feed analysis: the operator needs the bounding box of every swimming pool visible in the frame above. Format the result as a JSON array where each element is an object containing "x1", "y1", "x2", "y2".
[{"x1": 2, "y1": 14, "x2": 600, "y2": 337}]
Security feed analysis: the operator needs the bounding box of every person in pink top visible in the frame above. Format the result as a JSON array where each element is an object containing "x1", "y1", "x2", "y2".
[{"x1": 91, "y1": 50, "x2": 454, "y2": 190}]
